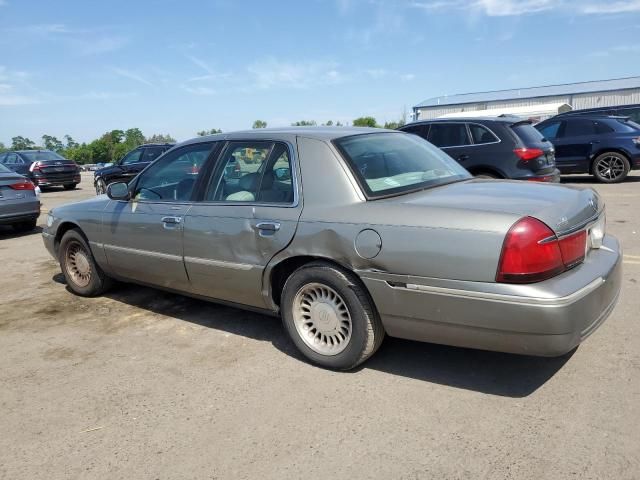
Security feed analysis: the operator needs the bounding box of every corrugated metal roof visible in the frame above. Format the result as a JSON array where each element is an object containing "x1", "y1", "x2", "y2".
[{"x1": 415, "y1": 76, "x2": 640, "y2": 109}]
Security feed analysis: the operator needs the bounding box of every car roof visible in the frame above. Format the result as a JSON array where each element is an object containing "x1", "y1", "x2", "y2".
[
  {"x1": 140, "y1": 143, "x2": 175, "y2": 147},
  {"x1": 553, "y1": 114, "x2": 630, "y2": 121},
  {"x1": 15, "y1": 149, "x2": 56, "y2": 153},
  {"x1": 404, "y1": 116, "x2": 528, "y2": 126},
  {"x1": 178, "y1": 126, "x2": 396, "y2": 147}
]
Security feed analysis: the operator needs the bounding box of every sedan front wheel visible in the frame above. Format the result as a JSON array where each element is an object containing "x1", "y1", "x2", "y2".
[
  {"x1": 59, "y1": 229, "x2": 112, "y2": 297},
  {"x1": 281, "y1": 262, "x2": 384, "y2": 370},
  {"x1": 95, "y1": 178, "x2": 107, "y2": 195}
]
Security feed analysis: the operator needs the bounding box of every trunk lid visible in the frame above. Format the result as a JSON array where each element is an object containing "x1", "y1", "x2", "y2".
[
  {"x1": 36, "y1": 159, "x2": 78, "y2": 174},
  {"x1": 396, "y1": 179, "x2": 601, "y2": 235},
  {"x1": 0, "y1": 172, "x2": 33, "y2": 201}
]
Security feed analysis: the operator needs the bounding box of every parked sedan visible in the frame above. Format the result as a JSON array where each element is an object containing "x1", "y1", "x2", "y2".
[
  {"x1": 43, "y1": 128, "x2": 621, "y2": 370},
  {"x1": 0, "y1": 163, "x2": 40, "y2": 231},
  {"x1": 0, "y1": 150, "x2": 81, "y2": 190},
  {"x1": 94, "y1": 143, "x2": 174, "y2": 194},
  {"x1": 400, "y1": 117, "x2": 560, "y2": 182},
  {"x1": 536, "y1": 115, "x2": 640, "y2": 183}
]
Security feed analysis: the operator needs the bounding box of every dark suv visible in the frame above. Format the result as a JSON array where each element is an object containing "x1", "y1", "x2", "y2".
[
  {"x1": 535, "y1": 115, "x2": 640, "y2": 183},
  {"x1": 400, "y1": 117, "x2": 560, "y2": 182},
  {"x1": 94, "y1": 143, "x2": 174, "y2": 194},
  {"x1": 0, "y1": 150, "x2": 81, "y2": 190}
]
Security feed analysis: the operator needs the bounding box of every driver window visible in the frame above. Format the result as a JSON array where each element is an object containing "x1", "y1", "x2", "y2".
[
  {"x1": 133, "y1": 143, "x2": 214, "y2": 202},
  {"x1": 121, "y1": 149, "x2": 143, "y2": 165}
]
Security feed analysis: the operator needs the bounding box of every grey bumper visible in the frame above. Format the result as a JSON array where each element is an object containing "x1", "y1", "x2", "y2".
[
  {"x1": 42, "y1": 231, "x2": 56, "y2": 259},
  {"x1": 360, "y1": 235, "x2": 622, "y2": 357}
]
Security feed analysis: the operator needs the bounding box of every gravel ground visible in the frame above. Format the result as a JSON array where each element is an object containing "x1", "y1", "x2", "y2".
[{"x1": 0, "y1": 171, "x2": 639, "y2": 479}]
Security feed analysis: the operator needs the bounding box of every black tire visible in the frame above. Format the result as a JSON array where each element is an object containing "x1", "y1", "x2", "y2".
[
  {"x1": 12, "y1": 219, "x2": 37, "y2": 232},
  {"x1": 281, "y1": 261, "x2": 385, "y2": 370},
  {"x1": 592, "y1": 152, "x2": 630, "y2": 183},
  {"x1": 63, "y1": 184, "x2": 77, "y2": 191},
  {"x1": 95, "y1": 178, "x2": 107, "y2": 195},
  {"x1": 58, "y1": 229, "x2": 112, "y2": 297}
]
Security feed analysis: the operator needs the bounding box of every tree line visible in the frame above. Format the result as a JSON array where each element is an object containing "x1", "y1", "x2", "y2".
[{"x1": 0, "y1": 115, "x2": 405, "y2": 164}]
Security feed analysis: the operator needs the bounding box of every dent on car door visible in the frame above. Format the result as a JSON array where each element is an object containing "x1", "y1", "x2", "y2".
[
  {"x1": 183, "y1": 140, "x2": 301, "y2": 308},
  {"x1": 101, "y1": 142, "x2": 216, "y2": 290}
]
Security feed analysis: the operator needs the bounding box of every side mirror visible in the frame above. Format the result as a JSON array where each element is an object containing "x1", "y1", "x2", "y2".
[
  {"x1": 106, "y1": 182, "x2": 130, "y2": 200},
  {"x1": 274, "y1": 167, "x2": 291, "y2": 181}
]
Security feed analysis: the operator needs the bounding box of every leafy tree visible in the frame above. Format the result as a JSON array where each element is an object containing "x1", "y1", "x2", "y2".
[
  {"x1": 352, "y1": 117, "x2": 378, "y2": 128},
  {"x1": 42, "y1": 134, "x2": 65, "y2": 152},
  {"x1": 64, "y1": 135, "x2": 79, "y2": 149},
  {"x1": 124, "y1": 128, "x2": 145, "y2": 147},
  {"x1": 145, "y1": 133, "x2": 176, "y2": 144},
  {"x1": 291, "y1": 120, "x2": 317, "y2": 126},
  {"x1": 324, "y1": 120, "x2": 334, "y2": 126},
  {"x1": 11, "y1": 136, "x2": 36, "y2": 150},
  {"x1": 252, "y1": 120, "x2": 267, "y2": 129},
  {"x1": 336, "y1": 121, "x2": 344, "y2": 126},
  {"x1": 0, "y1": 142, "x2": 6, "y2": 152},
  {"x1": 65, "y1": 143, "x2": 93, "y2": 164},
  {"x1": 197, "y1": 128, "x2": 222, "y2": 136}
]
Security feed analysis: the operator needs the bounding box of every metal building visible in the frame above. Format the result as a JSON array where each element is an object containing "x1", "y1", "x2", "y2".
[{"x1": 412, "y1": 76, "x2": 640, "y2": 122}]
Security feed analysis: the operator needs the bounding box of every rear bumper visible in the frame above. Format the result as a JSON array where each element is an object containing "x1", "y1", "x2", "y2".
[
  {"x1": 515, "y1": 169, "x2": 561, "y2": 183},
  {"x1": 33, "y1": 174, "x2": 81, "y2": 186},
  {"x1": 0, "y1": 201, "x2": 40, "y2": 225},
  {"x1": 360, "y1": 235, "x2": 622, "y2": 356}
]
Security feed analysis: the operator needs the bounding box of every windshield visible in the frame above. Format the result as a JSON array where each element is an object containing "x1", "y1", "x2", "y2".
[
  {"x1": 334, "y1": 132, "x2": 471, "y2": 198},
  {"x1": 20, "y1": 151, "x2": 66, "y2": 162}
]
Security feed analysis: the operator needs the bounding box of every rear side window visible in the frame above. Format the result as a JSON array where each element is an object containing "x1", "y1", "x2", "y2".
[
  {"x1": 142, "y1": 146, "x2": 167, "y2": 162},
  {"x1": 401, "y1": 124, "x2": 428, "y2": 138},
  {"x1": 469, "y1": 124, "x2": 499, "y2": 144},
  {"x1": 427, "y1": 123, "x2": 470, "y2": 148},
  {"x1": 594, "y1": 121, "x2": 614, "y2": 134},
  {"x1": 511, "y1": 123, "x2": 546, "y2": 144},
  {"x1": 537, "y1": 121, "x2": 561, "y2": 140},
  {"x1": 611, "y1": 119, "x2": 640, "y2": 133},
  {"x1": 563, "y1": 119, "x2": 596, "y2": 137}
]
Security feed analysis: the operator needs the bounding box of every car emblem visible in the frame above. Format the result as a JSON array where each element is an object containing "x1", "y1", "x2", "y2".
[
  {"x1": 557, "y1": 216, "x2": 568, "y2": 228},
  {"x1": 55, "y1": 161, "x2": 62, "y2": 165}
]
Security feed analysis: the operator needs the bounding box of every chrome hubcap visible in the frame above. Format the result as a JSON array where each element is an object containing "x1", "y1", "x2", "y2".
[
  {"x1": 65, "y1": 242, "x2": 92, "y2": 287},
  {"x1": 596, "y1": 156, "x2": 625, "y2": 180},
  {"x1": 292, "y1": 283, "x2": 352, "y2": 355},
  {"x1": 96, "y1": 179, "x2": 106, "y2": 194}
]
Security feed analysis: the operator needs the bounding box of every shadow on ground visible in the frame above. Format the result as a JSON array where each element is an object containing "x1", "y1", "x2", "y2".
[
  {"x1": 561, "y1": 174, "x2": 640, "y2": 184},
  {"x1": 56, "y1": 278, "x2": 571, "y2": 398},
  {"x1": 0, "y1": 225, "x2": 43, "y2": 239}
]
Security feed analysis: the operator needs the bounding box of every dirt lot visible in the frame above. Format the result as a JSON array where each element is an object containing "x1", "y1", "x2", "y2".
[{"x1": 1, "y1": 171, "x2": 639, "y2": 479}]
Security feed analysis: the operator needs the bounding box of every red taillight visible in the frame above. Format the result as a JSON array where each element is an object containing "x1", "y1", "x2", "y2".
[
  {"x1": 497, "y1": 217, "x2": 564, "y2": 283},
  {"x1": 9, "y1": 180, "x2": 36, "y2": 191},
  {"x1": 558, "y1": 230, "x2": 587, "y2": 268},
  {"x1": 496, "y1": 218, "x2": 588, "y2": 284},
  {"x1": 514, "y1": 148, "x2": 544, "y2": 162}
]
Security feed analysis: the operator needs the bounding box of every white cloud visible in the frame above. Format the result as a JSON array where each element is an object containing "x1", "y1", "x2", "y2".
[
  {"x1": 0, "y1": 66, "x2": 39, "y2": 106},
  {"x1": 112, "y1": 67, "x2": 154, "y2": 87},
  {"x1": 474, "y1": 0, "x2": 557, "y2": 16},
  {"x1": 77, "y1": 36, "x2": 129, "y2": 56},
  {"x1": 410, "y1": 0, "x2": 640, "y2": 15},
  {"x1": 187, "y1": 55, "x2": 215, "y2": 75},
  {"x1": 401, "y1": 73, "x2": 416, "y2": 81},
  {"x1": 579, "y1": 0, "x2": 640, "y2": 13},
  {"x1": 182, "y1": 85, "x2": 216, "y2": 96},
  {"x1": 247, "y1": 58, "x2": 345, "y2": 90}
]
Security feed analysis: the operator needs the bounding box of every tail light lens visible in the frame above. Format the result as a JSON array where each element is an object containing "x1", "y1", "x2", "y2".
[
  {"x1": 9, "y1": 180, "x2": 36, "y2": 191},
  {"x1": 497, "y1": 217, "x2": 587, "y2": 284},
  {"x1": 514, "y1": 148, "x2": 544, "y2": 161}
]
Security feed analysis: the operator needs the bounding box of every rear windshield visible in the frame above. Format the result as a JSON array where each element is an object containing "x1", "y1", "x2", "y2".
[
  {"x1": 612, "y1": 119, "x2": 640, "y2": 133},
  {"x1": 20, "y1": 151, "x2": 66, "y2": 162},
  {"x1": 334, "y1": 132, "x2": 471, "y2": 199},
  {"x1": 511, "y1": 123, "x2": 547, "y2": 144}
]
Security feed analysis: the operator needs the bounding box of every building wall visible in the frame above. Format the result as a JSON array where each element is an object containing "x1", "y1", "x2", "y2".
[{"x1": 415, "y1": 88, "x2": 640, "y2": 120}]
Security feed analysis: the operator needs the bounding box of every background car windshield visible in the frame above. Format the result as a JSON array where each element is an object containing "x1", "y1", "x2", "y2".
[
  {"x1": 20, "y1": 151, "x2": 66, "y2": 162},
  {"x1": 335, "y1": 132, "x2": 470, "y2": 198}
]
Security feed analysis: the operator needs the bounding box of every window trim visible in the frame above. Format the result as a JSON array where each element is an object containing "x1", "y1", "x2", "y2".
[
  {"x1": 466, "y1": 122, "x2": 501, "y2": 146},
  {"x1": 199, "y1": 139, "x2": 300, "y2": 208},
  {"x1": 126, "y1": 142, "x2": 219, "y2": 205}
]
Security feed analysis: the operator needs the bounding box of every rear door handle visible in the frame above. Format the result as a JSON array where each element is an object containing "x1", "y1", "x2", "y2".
[
  {"x1": 458, "y1": 154, "x2": 470, "y2": 161},
  {"x1": 254, "y1": 221, "x2": 281, "y2": 236}
]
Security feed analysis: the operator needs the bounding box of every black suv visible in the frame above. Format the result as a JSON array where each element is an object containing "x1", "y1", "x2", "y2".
[
  {"x1": 400, "y1": 117, "x2": 560, "y2": 182},
  {"x1": 535, "y1": 115, "x2": 640, "y2": 183},
  {"x1": 94, "y1": 143, "x2": 174, "y2": 194},
  {"x1": 0, "y1": 150, "x2": 81, "y2": 190}
]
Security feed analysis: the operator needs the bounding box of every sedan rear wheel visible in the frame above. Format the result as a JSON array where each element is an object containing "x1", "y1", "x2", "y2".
[
  {"x1": 59, "y1": 229, "x2": 112, "y2": 297},
  {"x1": 281, "y1": 262, "x2": 384, "y2": 370},
  {"x1": 593, "y1": 152, "x2": 630, "y2": 183}
]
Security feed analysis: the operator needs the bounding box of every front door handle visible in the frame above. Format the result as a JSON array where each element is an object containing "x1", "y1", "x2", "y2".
[
  {"x1": 161, "y1": 216, "x2": 182, "y2": 229},
  {"x1": 254, "y1": 221, "x2": 281, "y2": 236},
  {"x1": 458, "y1": 154, "x2": 470, "y2": 162}
]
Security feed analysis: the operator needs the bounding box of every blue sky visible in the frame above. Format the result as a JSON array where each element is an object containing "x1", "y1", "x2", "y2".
[{"x1": 1, "y1": 0, "x2": 640, "y2": 144}]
